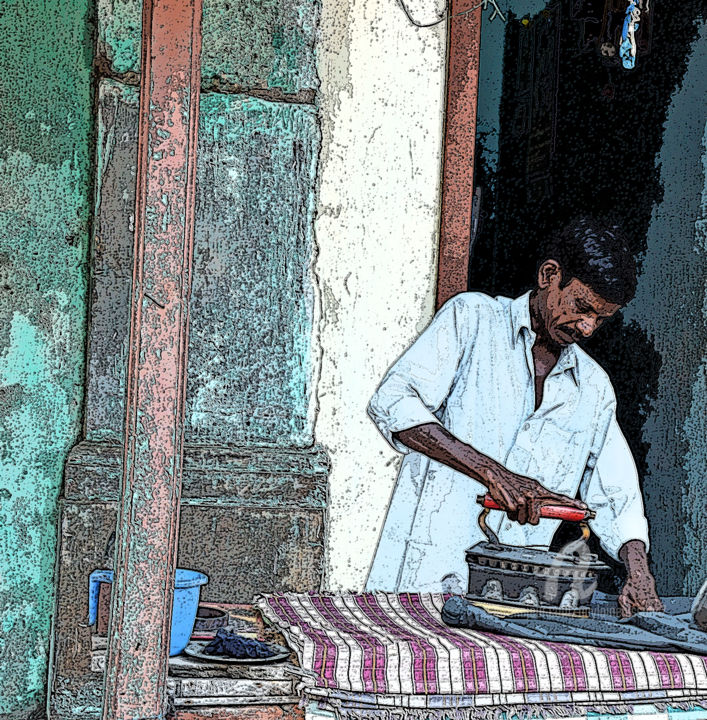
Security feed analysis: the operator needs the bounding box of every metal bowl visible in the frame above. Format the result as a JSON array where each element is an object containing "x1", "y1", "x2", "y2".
[{"x1": 193, "y1": 605, "x2": 229, "y2": 633}]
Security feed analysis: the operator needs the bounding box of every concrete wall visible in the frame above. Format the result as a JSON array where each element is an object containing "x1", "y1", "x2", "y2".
[
  {"x1": 51, "y1": 3, "x2": 329, "y2": 715},
  {"x1": 0, "y1": 1, "x2": 94, "y2": 715},
  {"x1": 314, "y1": 0, "x2": 447, "y2": 591}
]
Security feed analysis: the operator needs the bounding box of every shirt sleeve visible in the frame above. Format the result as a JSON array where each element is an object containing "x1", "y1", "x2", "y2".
[
  {"x1": 579, "y1": 402, "x2": 650, "y2": 561},
  {"x1": 367, "y1": 294, "x2": 473, "y2": 454}
]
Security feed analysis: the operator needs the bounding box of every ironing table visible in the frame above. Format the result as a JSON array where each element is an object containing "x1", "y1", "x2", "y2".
[{"x1": 256, "y1": 593, "x2": 707, "y2": 720}]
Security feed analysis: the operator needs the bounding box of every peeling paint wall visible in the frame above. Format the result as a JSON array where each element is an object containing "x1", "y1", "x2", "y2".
[
  {"x1": 315, "y1": 0, "x2": 447, "y2": 590},
  {"x1": 97, "y1": 0, "x2": 319, "y2": 95},
  {"x1": 85, "y1": 81, "x2": 322, "y2": 447},
  {"x1": 0, "y1": 0, "x2": 94, "y2": 714},
  {"x1": 52, "y1": 2, "x2": 327, "y2": 713}
]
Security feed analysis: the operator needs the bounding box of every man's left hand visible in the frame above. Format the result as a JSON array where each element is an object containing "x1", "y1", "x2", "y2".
[{"x1": 618, "y1": 540, "x2": 663, "y2": 618}]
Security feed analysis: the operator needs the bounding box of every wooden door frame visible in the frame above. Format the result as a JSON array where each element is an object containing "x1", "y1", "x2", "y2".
[
  {"x1": 436, "y1": 0, "x2": 482, "y2": 309},
  {"x1": 102, "y1": 1, "x2": 203, "y2": 717}
]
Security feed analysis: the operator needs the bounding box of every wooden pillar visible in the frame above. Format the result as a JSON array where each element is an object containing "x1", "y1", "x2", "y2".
[
  {"x1": 436, "y1": 0, "x2": 482, "y2": 309},
  {"x1": 102, "y1": 1, "x2": 203, "y2": 718}
]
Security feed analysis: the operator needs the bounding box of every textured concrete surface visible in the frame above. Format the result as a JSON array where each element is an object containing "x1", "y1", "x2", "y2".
[
  {"x1": 51, "y1": 447, "x2": 327, "y2": 720},
  {"x1": 190, "y1": 94, "x2": 320, "y2": 445},
  {"x1": 314, "y1": 0, "x2": 447, "y2": 591},
  {"x1": 86, "y1": 81, "x2": 320, "y2": 447},
  {"x1": 0, "y1": 0, "x2": 94, "y2": 714},
  {"x1": 98, "y1": 0, "x2": 318, "y2": 93}
]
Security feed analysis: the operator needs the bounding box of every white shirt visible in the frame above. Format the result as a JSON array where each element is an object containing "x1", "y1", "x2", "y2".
[{"x1": 365, "y1": 291, "x2": 650, "y2": 593}]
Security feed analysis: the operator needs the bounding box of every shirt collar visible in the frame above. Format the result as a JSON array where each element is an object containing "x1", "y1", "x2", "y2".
[
  {"x1": 510, "y1": 291, "x2": 533, "y2": 343},
  {"x1": 510, "y1": 291, "x2": 580, "y2": 386}
]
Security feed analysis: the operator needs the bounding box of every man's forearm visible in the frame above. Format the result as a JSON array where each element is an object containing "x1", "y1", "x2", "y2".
[
  {"x1": 619, "y1": 539, "x2": 651, "y2": 574},
  {"x1": 392, "y1": 423, "x2": 501, "y2": 488},
  {"x1": 617, "y1": 539, "x2": 663, "y2": 615},
  {"x1": 393, "y1": 423, "x2": 586, "y2": 524}
]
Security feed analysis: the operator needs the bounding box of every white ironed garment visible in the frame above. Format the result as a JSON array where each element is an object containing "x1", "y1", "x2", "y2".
[{"x1": 366, "y1": 291, "x2": 650, "y2": 593}]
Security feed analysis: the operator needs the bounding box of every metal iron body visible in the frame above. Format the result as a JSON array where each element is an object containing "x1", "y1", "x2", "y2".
[{"x1": 466, "y1": 495, "x2": 610, "y2": 615}]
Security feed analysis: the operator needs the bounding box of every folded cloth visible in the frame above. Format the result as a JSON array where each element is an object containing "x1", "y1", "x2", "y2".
[
  {"x1": 203, "y1": 627, "x2": 278, "y2": 658},
  {"x1": 442, "y1": 595, "x2": 707, "y2": 655}
]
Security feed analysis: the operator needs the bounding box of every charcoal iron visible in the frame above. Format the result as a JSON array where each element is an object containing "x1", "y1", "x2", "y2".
[{"x1": 465, "y1": 494, "x2": 610, "y2": 617}]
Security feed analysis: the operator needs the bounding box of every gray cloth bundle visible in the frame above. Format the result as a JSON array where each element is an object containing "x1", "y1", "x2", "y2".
[{"x1": 441, "y1": 595, "x2": 707, "y2": 655}]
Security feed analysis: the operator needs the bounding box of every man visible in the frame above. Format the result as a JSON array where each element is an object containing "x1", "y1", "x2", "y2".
[{"x1": 366, "y1": 218, "x2": 662, "y2": 617}]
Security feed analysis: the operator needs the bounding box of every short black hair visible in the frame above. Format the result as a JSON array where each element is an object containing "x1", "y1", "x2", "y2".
[{"x1": 541, "y1": 217, "x2": 637, "y2": 306}]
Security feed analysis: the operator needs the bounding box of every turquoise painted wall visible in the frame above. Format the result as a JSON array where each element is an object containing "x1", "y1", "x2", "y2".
[
  {"x1": 0, "y1": 0, "x2": 94, "y2": 714},
  {"x1": 97, "y1": 0, "x2": 319, "y2": 93}
]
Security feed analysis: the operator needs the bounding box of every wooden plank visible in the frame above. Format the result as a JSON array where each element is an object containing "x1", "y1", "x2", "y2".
[
  {"x1": 436, "y1": 0, "x2": 482, "y2": 308},
  {"x1": 93, "y1": 645, "x2": 299, "y2": 679},
  {"x1": 168, "y1": 657, "x2": 300, "y2": 680},
  {"x1": 174, "y1": 698, "x2": 300, "y2": 708},
  {"x1": 179, "y1": 679, "x2": 295, "y2": 698},
  {"x1": 102, "y1": 0, "x2": 203, "y2": 718},
  {"x1": 93, "y1": 661, "x2": 295, "y2": 700},
  {"x1": 170, "y1": 706, "x2": 305, "y2": 720}
]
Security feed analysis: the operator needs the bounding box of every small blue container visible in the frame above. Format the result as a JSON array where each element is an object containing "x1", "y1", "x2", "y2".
[{"x1": 88, "y1": 568, "x2": 209, "y2": 656}]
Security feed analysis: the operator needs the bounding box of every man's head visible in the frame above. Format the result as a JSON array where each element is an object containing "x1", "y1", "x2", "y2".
[{"x1": 535, "y1": 217, "x2": 637, "y2": 346}]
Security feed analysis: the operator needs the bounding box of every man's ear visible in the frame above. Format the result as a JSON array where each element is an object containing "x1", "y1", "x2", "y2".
[{"x1": 538, "y1": 259, "x2": 562, "y2": 289}]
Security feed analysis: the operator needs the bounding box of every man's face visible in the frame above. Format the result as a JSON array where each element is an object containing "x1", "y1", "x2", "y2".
[{"x1": 540, "y1": 263, "x2": 622, "y2": 346}]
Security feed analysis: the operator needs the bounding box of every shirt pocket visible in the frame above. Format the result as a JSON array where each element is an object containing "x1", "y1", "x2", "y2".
[{"x1": 526, "y1": 419, "x2": 585, "y2": 492}]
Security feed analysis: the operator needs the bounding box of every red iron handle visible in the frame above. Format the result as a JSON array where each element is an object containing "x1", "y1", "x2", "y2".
[{"x1": 477, "y1": 494, "x2": 594, "y2": 521}]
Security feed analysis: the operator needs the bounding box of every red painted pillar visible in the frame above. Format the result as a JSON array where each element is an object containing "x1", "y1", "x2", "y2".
[
  {"x1": 436, "y1": 0, "x2": 482, "y2": 309},
  {"x1": 102, "y1": 1, "x2": 203, "y2": 718}
]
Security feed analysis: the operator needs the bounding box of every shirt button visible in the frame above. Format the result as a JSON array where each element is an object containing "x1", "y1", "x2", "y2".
[{"x1": 523, "y1": 423, "x2": 530, "y2": 431}]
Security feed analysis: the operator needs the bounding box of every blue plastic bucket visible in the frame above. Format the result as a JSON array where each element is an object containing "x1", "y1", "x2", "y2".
[{"x1": 88, "y1": 568, "x2": 209, "y2": 656}]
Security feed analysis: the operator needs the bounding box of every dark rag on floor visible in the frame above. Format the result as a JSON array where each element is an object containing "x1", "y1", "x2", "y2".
[{"x1": 441, "y1": 595, "x2": 707, "y2": 655}]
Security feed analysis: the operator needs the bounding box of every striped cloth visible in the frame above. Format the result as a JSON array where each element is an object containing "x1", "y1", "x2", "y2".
[{"x1": 256, "y1": 593, "x2": 707, "y2": 718}]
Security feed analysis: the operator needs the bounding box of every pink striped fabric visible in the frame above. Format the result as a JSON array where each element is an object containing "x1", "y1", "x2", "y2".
[{"x1": 256, "y1": 593, "x2": 707, "y2": 713}]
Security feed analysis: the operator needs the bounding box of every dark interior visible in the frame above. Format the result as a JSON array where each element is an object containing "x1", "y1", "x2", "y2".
[{"x1": 468, "y1": 0, "x2": 706, "y2": 593}]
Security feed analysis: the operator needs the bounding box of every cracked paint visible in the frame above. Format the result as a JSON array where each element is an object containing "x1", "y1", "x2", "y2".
[{"x1": 98, "y1": 0, "x2": 319, "y2": 94}]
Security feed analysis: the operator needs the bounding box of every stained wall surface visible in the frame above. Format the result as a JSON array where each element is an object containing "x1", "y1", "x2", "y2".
[
  {"x1": 86, "y1": 81, "x2": 321, "y2": 447},
  {"x1": 0, "y1": 1, "x2": 94, "y2": 714},
  {"x1": 314, "y1": 0, "x2": 447, "y2": 591},
  {"x1": 51, "y1": 2, "x2": 327, "y2": 715}
]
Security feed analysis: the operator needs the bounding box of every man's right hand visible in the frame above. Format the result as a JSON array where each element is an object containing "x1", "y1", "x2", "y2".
[{"x1": 485, "y1": 466, "x2": 588, "y2": 525}]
